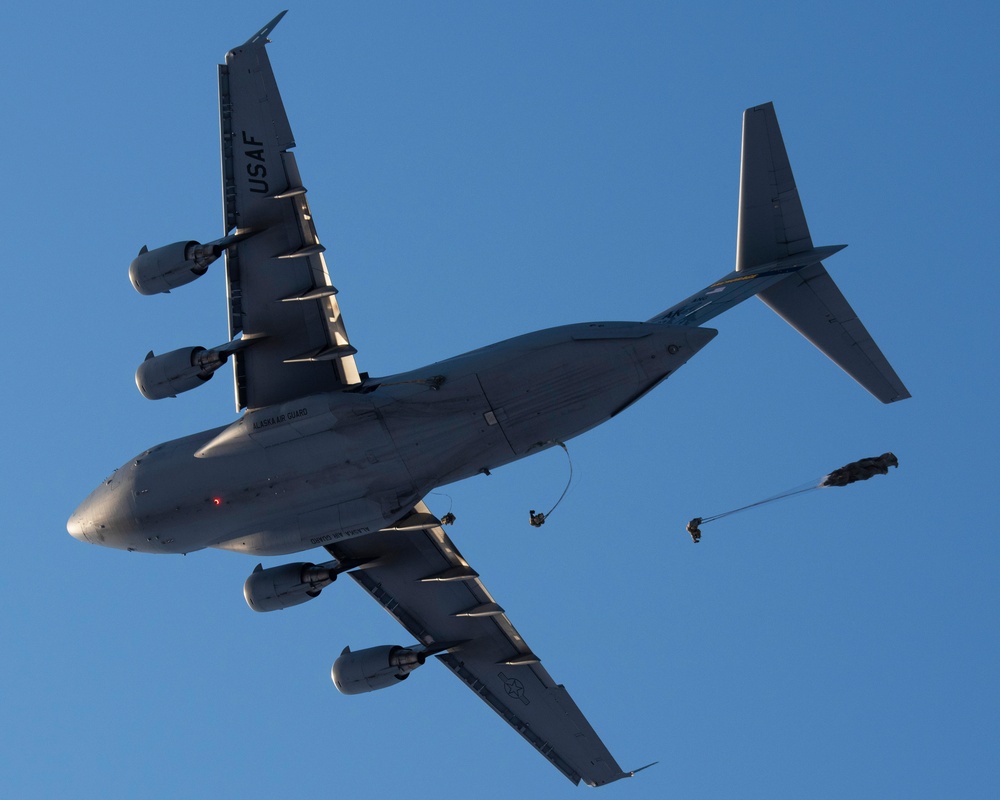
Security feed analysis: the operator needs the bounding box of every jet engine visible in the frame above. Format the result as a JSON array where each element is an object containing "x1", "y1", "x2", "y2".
[
  {"x1": 135, "y1": 346, "x2": 228, "y2": 400},
  {"x1": 128, "y1": 231, "x2": 255, "y2": 295},
  {"x1": 243, "y1": 561, "x2": 339, "y2": 612},
  {"x1": 331, "y1": 645, "x2": 425, "y2": 695},
  {"x1": 129, "y1": 240, "x2": 222, "y2": 295}
]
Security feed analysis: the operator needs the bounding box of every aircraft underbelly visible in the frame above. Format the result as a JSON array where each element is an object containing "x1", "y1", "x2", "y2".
[
  {"x1": 375, "y1": 373, "x2": 514, "y2": 486},
  {"x1": 477, "y1": 339, "x2": 645, "y2": 454},
  {"x1": 114, "y1": 396, "x2": 413, "y2": 555},
  {"x1": 211, "y1": 404, "x2": 415, "y2": 555}
]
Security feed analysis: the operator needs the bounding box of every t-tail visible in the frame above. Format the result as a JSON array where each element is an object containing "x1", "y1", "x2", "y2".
[{"x1": 650, "y1": 102, "x2": 909, "y2": 404}]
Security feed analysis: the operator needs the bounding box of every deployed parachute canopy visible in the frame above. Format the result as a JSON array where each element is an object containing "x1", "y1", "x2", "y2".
[
  {"x1": 821, "y1": 452, "x2": 898, "y2": 487},
  {"x1": 686, "y1": 453, "x2": 899, "y2": 542}
]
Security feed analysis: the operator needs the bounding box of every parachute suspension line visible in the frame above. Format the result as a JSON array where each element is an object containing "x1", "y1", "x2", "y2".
[
  {"x1": 529, "y1": 442, "x2": 573, "y2": 527},
  {"x1": 698, "y1": 481, "x2": 823, "y2": 525},
  {"x1": 687, "y1": 479, "x2": 823, "y2": 543}
]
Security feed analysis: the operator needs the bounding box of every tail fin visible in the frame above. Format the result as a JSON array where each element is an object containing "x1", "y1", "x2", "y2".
[
  {"x1": 650, "y1": 103, "x2": 910, "y2": 404},
  {"x1": 736, "y1": 102, "x2": 814, "y2": 271},
  {"x1": 738, "y1": 102, "x2": 909, "y2": 403}
]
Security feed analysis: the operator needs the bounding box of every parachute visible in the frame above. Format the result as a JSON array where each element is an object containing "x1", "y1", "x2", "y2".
[
  {"x1": 820, "y1": 453, "x2": 898, "y2": 487},
  {"x1": 685, "y1": 453, "x2": 899, "y2": 543}
]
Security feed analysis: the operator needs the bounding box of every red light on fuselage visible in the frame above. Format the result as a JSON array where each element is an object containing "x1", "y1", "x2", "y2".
[{"x1": 212, "y1": 497, "x2": 222, "y2": 506}]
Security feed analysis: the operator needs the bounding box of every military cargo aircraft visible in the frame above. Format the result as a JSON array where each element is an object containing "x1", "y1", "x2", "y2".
[{"x1": 68, "y1": 12, "x2": 909, "y2": 787}]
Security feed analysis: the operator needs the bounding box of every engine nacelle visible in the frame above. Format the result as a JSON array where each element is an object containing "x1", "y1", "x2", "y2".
[
  {"x1": 129, "y1": 240, "x2": 223, "y2": 295},
  {"x1": 135, "y1": 346, "x2": 227, "y2": 400},
  {"x1": 331, "y1": 645, "x2": 425, "y2": 695},
  {"x1": 243, "y1": 562, "x2": 337, "y2": 613}
]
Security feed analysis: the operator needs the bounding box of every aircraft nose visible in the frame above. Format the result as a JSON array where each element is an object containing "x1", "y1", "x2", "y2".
[
  {"x1": 67, "y1": 476, "x2": 132, "y2": 546},
  {"x1": 67, "y1": 491, "x2": 100, "y2": 543},
  {"x1": 66, "y1": 512, "x2": 86, "y2": 541}
]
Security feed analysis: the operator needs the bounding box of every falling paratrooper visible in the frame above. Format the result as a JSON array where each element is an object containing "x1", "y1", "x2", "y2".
[{"x1": 685, "y1": 453, "x2": 899, "y2": 542}]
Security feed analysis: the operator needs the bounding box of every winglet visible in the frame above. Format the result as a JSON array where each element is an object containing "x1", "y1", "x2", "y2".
[
  {"x1": 242, "y1": 10, "x2": 288, "y2": 48},
  {"x1": 627, "y1": 761, "x2": 659, "y2": 778}
]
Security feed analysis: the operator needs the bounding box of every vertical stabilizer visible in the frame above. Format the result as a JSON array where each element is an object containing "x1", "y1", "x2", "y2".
[{"x1": 736, "y1": 103, "x2": 813, "y2": 271}]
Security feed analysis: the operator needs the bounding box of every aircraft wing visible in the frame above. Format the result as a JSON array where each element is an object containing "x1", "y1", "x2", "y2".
[
  {"x1": 219, "y1": 12, "x2": 361, "y2": 411},
  {"x1": 324, "y1": 502, "x2": 634, "y2": 787}
]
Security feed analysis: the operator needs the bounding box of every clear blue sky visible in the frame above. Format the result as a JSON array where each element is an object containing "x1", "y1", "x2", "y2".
[{"x1": 2, "y1": 1, "x2": 997, "y2": 798}]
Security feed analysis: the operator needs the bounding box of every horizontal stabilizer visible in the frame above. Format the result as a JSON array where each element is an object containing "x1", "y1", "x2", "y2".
[
  {"x1": 648, "y1": 245, "x2": 843, "y2": 328},
  {"x1": 759, "y1": 265, "x2": 910, "y2": 403}
]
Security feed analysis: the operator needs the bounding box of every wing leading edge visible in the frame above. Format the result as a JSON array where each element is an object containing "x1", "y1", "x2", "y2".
[
  {"x1": 219, "y1": 13, "x2": 361, "y2": 411},
  {"x1": 325, "y1": 503, "x2": 635, "y2": 787}
]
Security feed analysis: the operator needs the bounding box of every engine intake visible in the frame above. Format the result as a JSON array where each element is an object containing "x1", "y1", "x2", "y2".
[
  {"x1": 243, "y1": 562, "x2": 338, "y2": 613},
  {"x1": 331, "y1": 645, "x2": 425, "y2": 695}
]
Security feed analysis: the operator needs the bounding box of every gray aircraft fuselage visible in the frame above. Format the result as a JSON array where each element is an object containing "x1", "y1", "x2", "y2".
[{"x1": 68, "y1": 321, "x2": 715, "y2": 555}]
